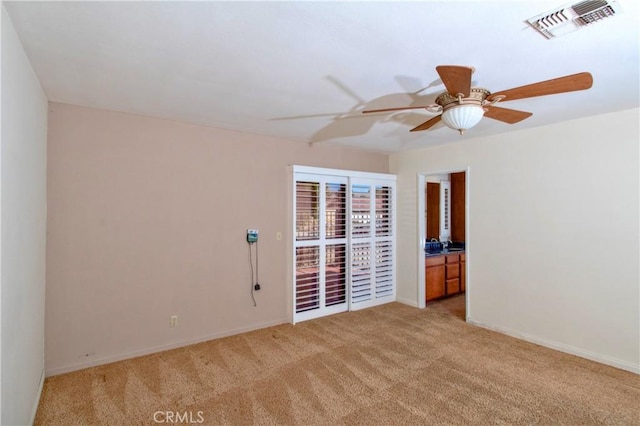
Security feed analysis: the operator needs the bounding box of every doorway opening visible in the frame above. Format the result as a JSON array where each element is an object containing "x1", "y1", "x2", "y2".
[{"x1": 417, "y1": 168, "x2": 469, "y2": 321}]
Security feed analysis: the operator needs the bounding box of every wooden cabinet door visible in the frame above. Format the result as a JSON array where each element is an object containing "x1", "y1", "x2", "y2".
[
  {"x1": 450, "y1": 171, "x2": 465, "y2": 242},
  {"x1": 426, "y1": 182, "x2": 440, "y2": 240},
  {"x1": 426, "y1": 265, "x2": 445, "y2": 302},
  {"x1": 426, "y1": 256, "x2": 445, "y2": 302}
]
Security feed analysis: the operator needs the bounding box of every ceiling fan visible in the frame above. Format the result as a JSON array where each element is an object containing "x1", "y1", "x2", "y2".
[{"x1": 362, "y1": 65, "x2": 593, "y2": 134}]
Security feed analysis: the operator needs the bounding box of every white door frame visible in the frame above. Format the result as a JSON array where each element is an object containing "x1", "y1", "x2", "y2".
[{"x1": 417, "y1": 167, "x2": 471, "y2": 321}]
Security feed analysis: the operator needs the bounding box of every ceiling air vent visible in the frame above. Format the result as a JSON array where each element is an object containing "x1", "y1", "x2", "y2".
[{"x1": 527, "y1": 0, "x2": 622, "y2": 39}]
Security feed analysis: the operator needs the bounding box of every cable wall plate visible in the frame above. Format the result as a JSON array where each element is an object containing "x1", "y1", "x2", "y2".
[{"x1": 247, "y1": 229, "x2": 259, "y2": 243}]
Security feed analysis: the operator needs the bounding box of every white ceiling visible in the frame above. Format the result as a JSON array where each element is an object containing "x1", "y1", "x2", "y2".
[{"x1": 5, "y1": 1, "x2": 639, "y2": 153}]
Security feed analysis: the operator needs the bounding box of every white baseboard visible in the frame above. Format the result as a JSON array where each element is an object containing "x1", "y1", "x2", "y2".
[
  {"x1": 29, "y1": 368, "x2": 45, "y2": 425},
  {"x1": 468, "y1": 320, "x2": 639, "y2": 375},
  {"x1": 395, "y1": 296, "x2": 419, "y2": 308},
  {"x1": 45, "y1": 318, "x2": 289, "y2": 377}
]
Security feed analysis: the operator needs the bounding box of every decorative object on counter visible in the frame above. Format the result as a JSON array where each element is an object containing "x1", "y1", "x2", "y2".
[
  {"x1": 449, "y1": 241, "x2": 465, "y2": 250},
  {"x1": 425, "y1": 240, "x2": 465, "y2": 256},
  {"x1": 425, "y1": 240, "x2": 443, "y2": 254}
]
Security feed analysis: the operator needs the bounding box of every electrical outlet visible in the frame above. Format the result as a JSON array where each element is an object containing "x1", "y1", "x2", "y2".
[
  {"x1": 276, "y1": 231, "x2": 282, "y2": 241},
  {"x1": 170, "y1": 315, "x2": 178, "y2": 328}
]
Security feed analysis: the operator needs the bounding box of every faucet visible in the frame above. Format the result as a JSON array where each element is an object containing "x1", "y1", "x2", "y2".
[{"x1": 430, "y1": 238, "x2": 438, "y2": 242}]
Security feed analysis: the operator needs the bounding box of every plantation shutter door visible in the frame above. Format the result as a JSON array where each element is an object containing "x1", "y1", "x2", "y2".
[
  {"x1": 294, "y1": 175, "x2": 348, "y2": 322},
  {"x1": 325, "y1": 182, "x2": 348, "y2": 309},
  {"x1": 295, "y1": 180, "x2": 320, "y2": 314},
  {"x1": 350, "y1": 184, "x2": 373, "y2": 306},
  {"x1": 350, "y1": 179, "x2": 396, "y2": 311},
  {"x1": 291, "y1": 166, "x2": 396, "y2": 322},
  {"x1": 374, "y1": 185, "x2": 395, "y2": 299}
]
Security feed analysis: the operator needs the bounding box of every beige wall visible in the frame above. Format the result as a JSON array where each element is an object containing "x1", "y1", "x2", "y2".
[
  {"x1": 390, "y1": 108, "x2": 640, "y2": 373},
  {"x1": 46, "y1": 102, "x2": 388, "y2": 375},
  {"x1": 1, "y1": 5, "x2": 48, "y2": 424}
]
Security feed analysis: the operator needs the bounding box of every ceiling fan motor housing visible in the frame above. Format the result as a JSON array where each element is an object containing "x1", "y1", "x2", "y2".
[{"x1": 435, "y1": 88, "x2": 491, "y2": 108}]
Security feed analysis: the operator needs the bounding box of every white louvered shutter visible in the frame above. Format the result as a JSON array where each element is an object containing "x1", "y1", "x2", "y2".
[
  {"x1": 349, "y1": 180, "x2": 395, "y2": 310},
  {"x1": 293, "y1": 176, "x2": 348, "y2": 322},
  {"x1": 375, "y1": 185, "x2": 394, "y2": 298},
  {"x1": 292, "y1": 167, "x2": 395, "y2": 322},
  {"x1": 440, "y1": 180, "x2": 451, "y2": 241},
  {"x1": 324, "y1": 182, "x2": 347, "y2": 308},
  {"x1": 350, "y1": 184, "x2": 373, "y2": 305},
  {"x1": 295, "y1": 181, "x2": 320, "y2": 314}
]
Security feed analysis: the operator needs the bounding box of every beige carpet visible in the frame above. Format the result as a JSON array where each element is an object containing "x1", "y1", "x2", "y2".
[{"x1": 35, "y1": 297, "x2": 639, "y2": 425}]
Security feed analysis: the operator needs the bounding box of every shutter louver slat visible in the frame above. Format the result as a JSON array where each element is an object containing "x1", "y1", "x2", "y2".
[
  {"x1": 376, "y1": 185, "x2": 392, "y2": 236},
  {"x1": 375, "y1": 240, "x2": 394, "y2": 297},
  {"x1": 375, "y1": 186, "x2": 394, "y2": 299},
  {"x1": 326, "y1": 183, "x2": 347, "y2": 239},
  {"x1": 295, "y1": 246, "x2": 320, "y2": 313},
  {"x1": 351, "y1": 242, "x2": 372, "y2": 303},
  {"x1": 325, "y1": 243, "x2": 346, "y2": 306},
  {"x1": 352, "y1": 185, "x2": 371, "y2": 238},
  {"x1": 296, "y1": 181, "x2": 320, "y2": 241}
]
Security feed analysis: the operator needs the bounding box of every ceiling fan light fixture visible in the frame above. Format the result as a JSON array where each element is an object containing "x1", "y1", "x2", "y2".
[
  {"x1": 441, "y1": 104, "x2": 485, "y2": 135},
  {"x1": 436, "y1": 88, "x2": 490, "y2": 135}
]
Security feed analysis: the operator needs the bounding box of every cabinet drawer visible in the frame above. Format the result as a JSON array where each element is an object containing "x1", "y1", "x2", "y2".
[
  {"x1": 426, "y1": 256, "x2": 445, "y2": 267},
  {"x1": 445, "y1": 254, "x2": 459, "y2": 263},
  {"x1": 460, "y1": 253, "x2": 465, "y2": 262},
  {"x1": 446, "y1": 263, "x2": 459, "y2": 278},
  {"x1": 446, "y1": 278, "x2": 460, "y2": 295}
]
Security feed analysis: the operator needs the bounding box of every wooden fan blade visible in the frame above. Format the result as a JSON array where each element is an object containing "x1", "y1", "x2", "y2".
[
  {"x1": 436, "y1": 65, "x2": 473, "y2": 97},
  {"x1": 410, "y1": 115, "x2": 442, "y2": 132},
  {"x1": 484, "y1": 106, "x2": 533, "y2": 124},
  {"x1": 362, "y1": 105, "x2": 433, "y2": 114},
  {"x1": 490, "y1": 72, "x2": 593, "y2": 102}
]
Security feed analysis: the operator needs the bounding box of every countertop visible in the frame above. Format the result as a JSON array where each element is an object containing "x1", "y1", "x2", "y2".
[{"x1": 425, "y1": 248, "x2": 465, "y2": 257}]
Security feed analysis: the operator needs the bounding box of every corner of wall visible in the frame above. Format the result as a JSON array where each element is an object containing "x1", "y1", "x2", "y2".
[{"x1": 1, "y1": 4, "x2": 48, "y2": 424}]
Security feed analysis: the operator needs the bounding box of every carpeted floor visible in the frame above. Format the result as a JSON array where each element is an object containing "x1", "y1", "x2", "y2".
[{"x1": 35, "y1": 296, "x2": 639, "y2": 425}]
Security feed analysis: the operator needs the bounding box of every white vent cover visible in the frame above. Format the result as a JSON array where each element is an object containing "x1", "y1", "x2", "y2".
[{"x1": 527, "y1": 0, "x2": 622, "y2": 39}]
